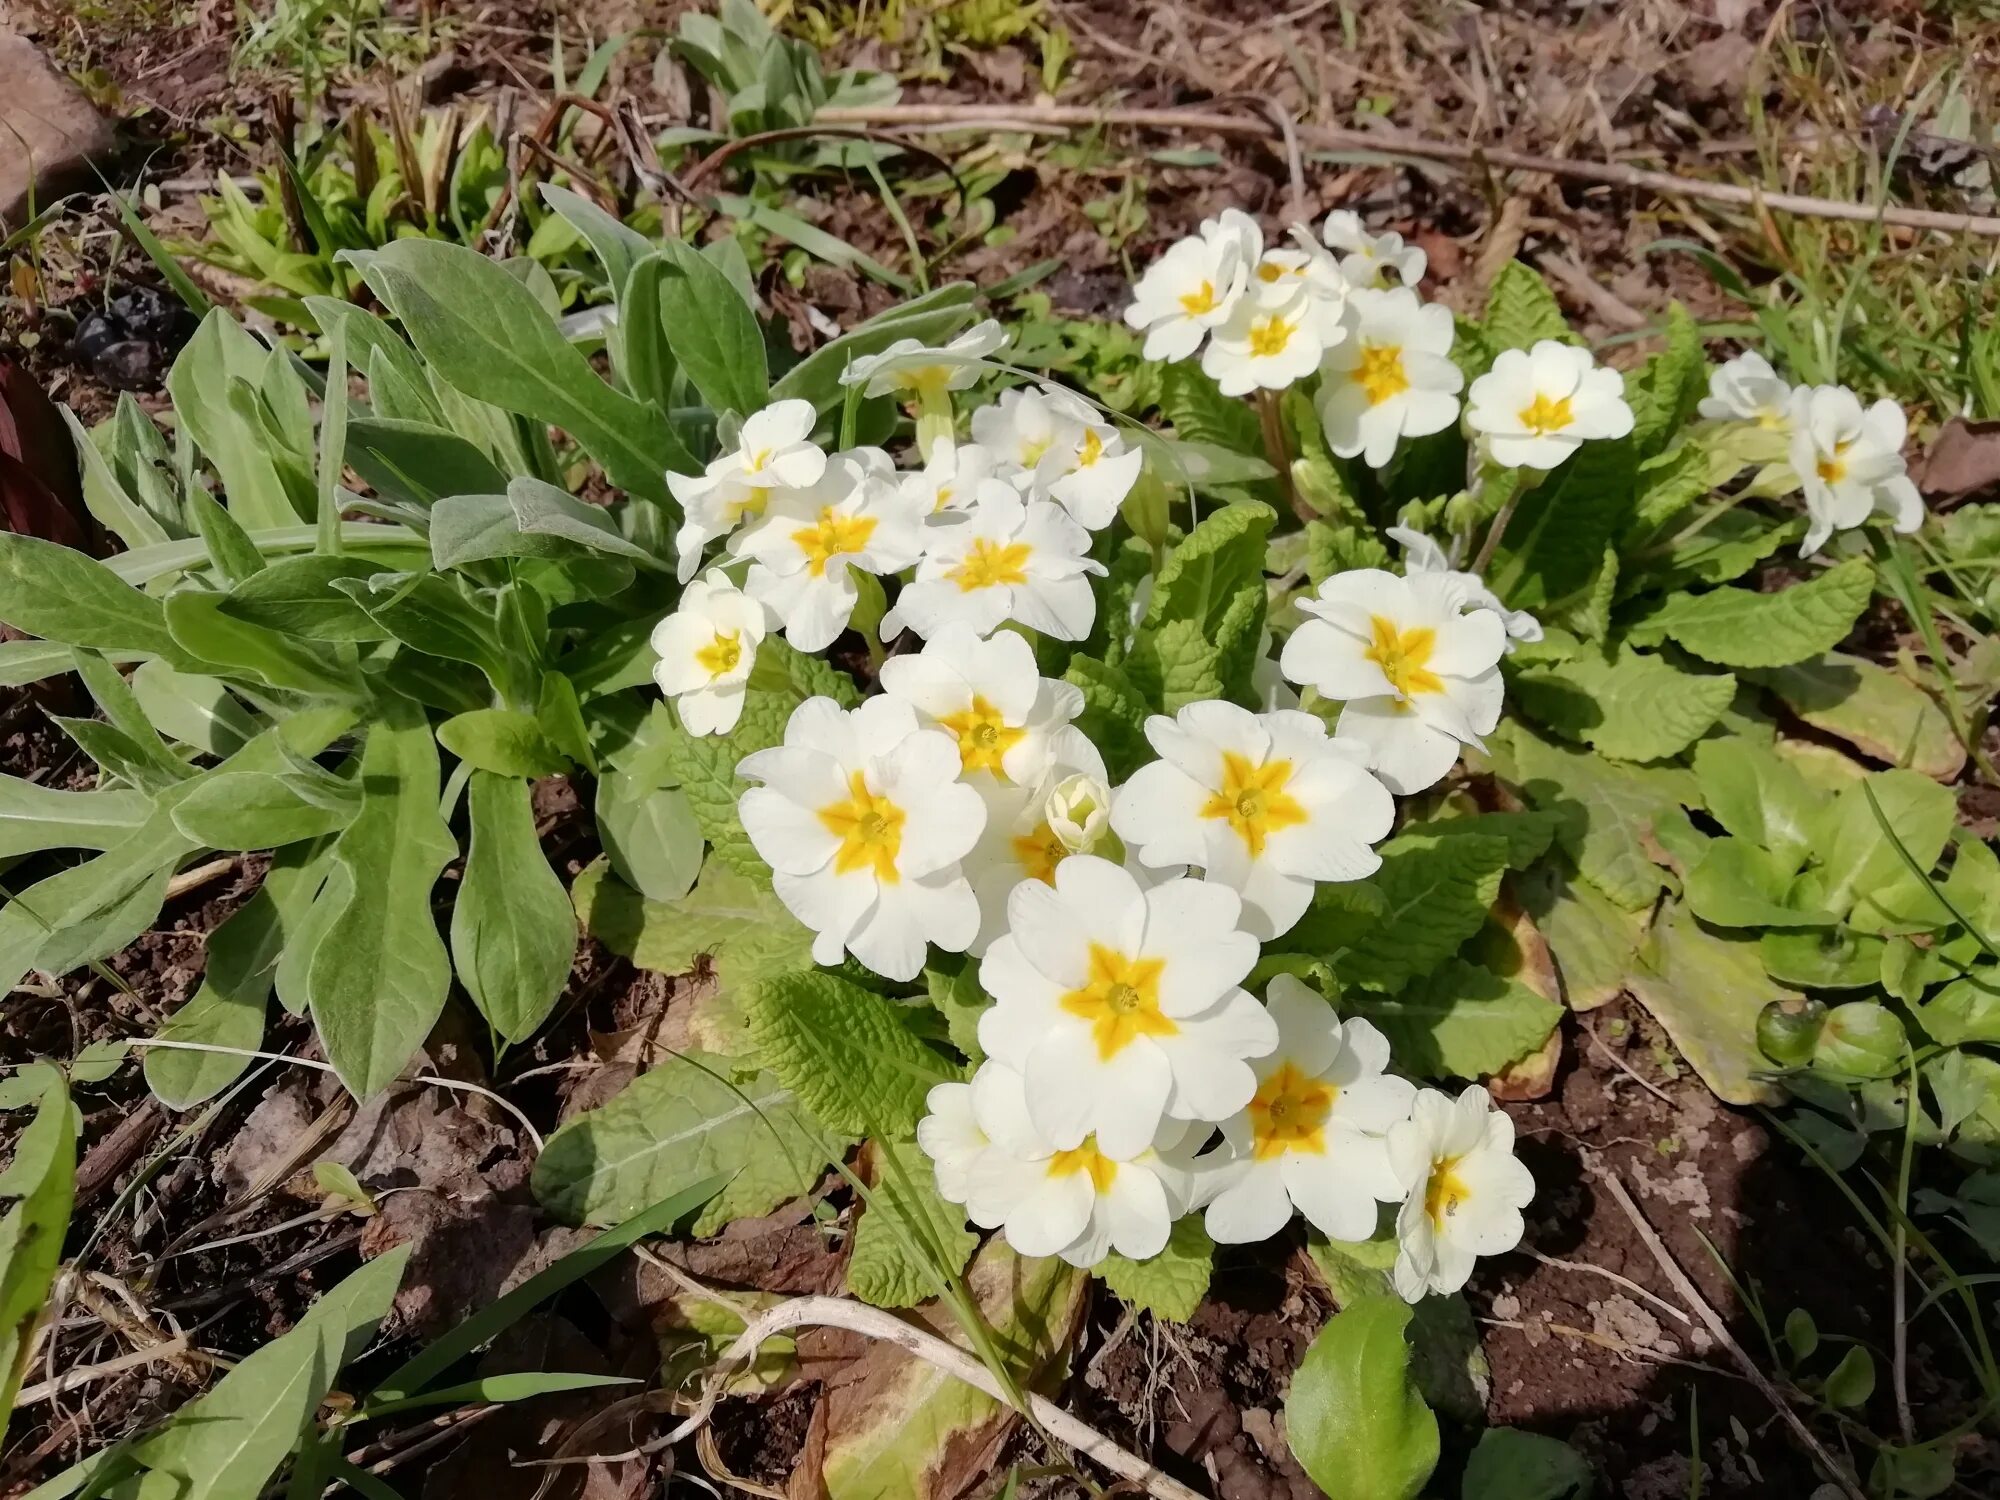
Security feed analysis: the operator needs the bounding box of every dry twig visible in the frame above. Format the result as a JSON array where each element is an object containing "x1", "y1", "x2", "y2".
[
  {"x1": 814, "y1": 103, "x2": 2000, "y2": 236},
  {"x1": 1600, "y1": 1170, "x2": 1868, "y2": 1500}
]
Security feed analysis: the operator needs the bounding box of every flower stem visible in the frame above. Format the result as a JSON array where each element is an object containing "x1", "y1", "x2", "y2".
[
  {"x1": 1255, "y1": 389, "x2": 1307, "y2": 523},
  {"x1": 1470, "y1": 481, "x2": 1526, "y2": 577}
]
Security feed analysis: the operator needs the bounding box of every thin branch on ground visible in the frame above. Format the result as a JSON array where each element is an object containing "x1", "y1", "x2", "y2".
[
  {"x1": 544, "y1": 1295, "x2": 1208, "y2": 1500},
  {"x1": 814, "y1": 103, "x2": 2000, "y2": 236},
  {"x1": 125, "y1": 1039, "x2": 545, "y2": 1152},
  {"x1": 1600, "y1": 1170, "x2": 1869, "y2": 1500},
  {"x1": 1526, "y1": 1249, "x2": 1694, "y2": 1327},
  {"x1": 13, "y1": 1338, "x2": 202, "y2": 1408}
]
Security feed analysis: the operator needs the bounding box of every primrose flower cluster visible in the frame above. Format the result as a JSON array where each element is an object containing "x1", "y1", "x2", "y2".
[{"x1": 644, "y1": 222, "x2": 1686, "y2": 1298}]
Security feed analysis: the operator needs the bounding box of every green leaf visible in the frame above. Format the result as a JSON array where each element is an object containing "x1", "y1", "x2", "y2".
[
  {"x1": 1825, "y1": 1346, "x2": 1876, "y2": 1408},
  {"x1": 1817, "y1": 770, "x2": 1957, "y2": 930},
  {"x1": 54, "y1": 716, "x2": 189, "y2": 794},
  {"x1": 1285, "y1": 1296, "x2": 1440, "y2": 1500},
  {"x1": 344, "y1": 416, "x2": 511, "y2": 508},
  {"x1": 219, "y1": 555, "x2": 395, "y2": 642},
  {"x1": 926, "y1": 957, "x2": 988, "y2": 1066},
  {"x1": 334, "y1": 572, "x2": 518, "y2": 699},
  {"x1": 1335, "y1": 832, "x2": 1512, "y2": 989},
  {"x1": 506, "y1": 477, "x2": 657, "y2": 562},
  {"x1": 356, "y1": 239, "x2": 686, "y2": 502},
  {"x1": 1514, "y1": 857, "x2": 1646, "y2": 1010},
  {"x1": 1746, "y1": 652, "x2": 1964, "y2": 782},
  {"x1": 1062, "y1": 656, "x2": 1152, "y2": 782},
  {"x1": 1460, "y1": 1429, "x2": 1594, "y2": 1500},
  {"x1": 62, "y1": 405, "x2": 172, "y2": 550},
  {"x1": 1350, "y1": 960, "x2": 1562, "y2": 1080},
  {"x1": 167, "y1": 311, "x2": 309, "y2": 530},
  {"x1": 1508, "y1": 725, "x2": 1695, "y2": 910},
  {"x1": 1648, "y1": 508, "x2": 1803, "y2": 594},
  {"x1": 1683, "y1": 838, "x2": 1831, "y2": 929},
  {"x1": 0, "y1": 776, "x2": 148, "y2": 859},
  {"x1": 1157, "y1": 360, "x2": 1264, "y2": 457},
  {"x1": 1486, "y1": 437, "x2": 1637, "y2": 610},
  {"x1": 1139, "y1": 500, "x2": 1273, "y2": 672},
  {"x1": 452, "y1": 772, "x2": 576, "y2": 1044},
  {"x1": 847, "y1": 1136, "x2": 977, "y2": 1309},
  {"x1": 129, "y1": 660, "x2": 260, "y2": 755},
  {"x1": 1482, "y1": 262, "x2": 1572, "y2": 352},
  {"x1": 1626, "y1": 902, "x2": 1786, "y2": 1105},
  {"x1": 1918, "y1": 975, "x2": 2000, "y2": 1046},
  {"x1": 0, "y1": 533, "x2": 178, "y2": 656},
  {"x1": 144, "y1": 845, "x2": 326, "y2": 1107},
  {"x1": 1631, "y1": 559, "x2": 1873, "y2": 669},
  {"x1": 1625, "y1": 301, "x2": 1703, "y2": 458},
  {"x1": 1692, "y1": 737, "x2": 1817, "y2": 870},
  {"x1": 1095, "y1": 1216, "x2": 1214, "y2": 1321},
  {"x1": 187, "y1": 490, "x2": 266, "y2": 585},
  {"x1": 164, "y1": 590, "x2": 367, "y2": 698},
  {"x1": 532, "y1": 1052, "x2": 843, "y2": 1234},
  {"x1": 742, "y1": 970, "x2": 949, "y2": 1137},
  {"x1": 1511, "y1": 644, "x2": 1734, "y2": 762},
  {"x1": 129, "y1": 1247, "x2": 408, "y2": 1500},
  {"x1": 1303, "y1": 1234, "x2": 1489, "y2": 1424},
  {"x1": 0, "y1": 1079, "x2": 75, "y2": 1450},
  {"x1": 309, "y1": 704, "x2": 458, "y2": 1097},
  {"x1": 571, "y1": 861, "x2": 803, "y2": 1054},
  {"x1": 597, "y1": 770, "x2": 704, "y2": 903},
  {"x1": 1760, "y1": 927, "x2": 1885, "y2": 991},
  {"x1": 170, "y1": 770, "x2": 360, "y2": 850},
  {"x1": 643, "y1": 242, "x2": 769, "y2": 416},
  {"x1": 437, "y1": 708, "x2": 572, "y2": 778}
]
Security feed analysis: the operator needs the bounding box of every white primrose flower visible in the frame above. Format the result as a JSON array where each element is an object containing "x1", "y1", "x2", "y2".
[
  {"x1": 917, "y1": 1078, "x2": 989, "y2": 1204},
  {"x1": 1321, "y1": 210, "x2": 1426, "y2": 290},
  {"x1": 648, "y1": 570, "x2": 773, "y2": 736},
  {"x1": 1202, "y1": 284, "x2": 1330, "y2": 396},
  {"x1": 1112, "y1": 700, "x2": 1393, "y2": 941},
  {"x1": 1786, "y1": 384, "x2": 1924, "y2": 556},
  {"x1": 963, "y1": 756, "x2": 1131, "y2": 955},
  {"x1": 1198, "y1": 976, "x2": 1417, "y2": 1244},
  {"x1": 840, "y1": 318, "x2": 1008, "y2": 400},
  {"x1": 900, "y1": 439, "x2": 1001, "y2": 517},
  {"x1": 1316, "y1": 287, "x2": 1463, "y2": 469},
  {"x1": 737, "y1": 696, "x2": 985, "y2": 981},
  {"x1": 1698, "y1": 351, "x2": 1792, "y2": 428},
  {"x1": 1465, "y1": 341, "x2": 1634, "y2": 470},
  {"x1": 668, "y1": 399, "x2": 829, "y2": 582},
  {"x1": 1387, "y1": 524, "x2": 1542, "y2": 646},
  {"x1": 735, "y1": 454, "x2": 926, "y2": 651},
  {"x1": 1123, "y1": 208, "x2": 1262, "y2": 363},
  {"x1": 881, "y1": 484, "x2": 1104, "y2": 643},
  {"x1": 973, "y1": 386, "x2": 1144, "y2": 532},
  {"x1": 927, "y1": 1060, "x2": 1199, "y2": 1267},
  {"x1": 1251, "y1": 238, "x2": 1352, "y2": 342},
  {"x1": 977, "y1": 855, "x2": 1277, "y2": 1160},
  {"x1": 1279, "y1": 568, "x2": 1509, "y2": 795},
  {"x1": 877, "y1": 624, "x2": 1097, "y2": 785},
  {"x1": 1388, "y1": 1085, "x2": 1534, "y2": 1301}
]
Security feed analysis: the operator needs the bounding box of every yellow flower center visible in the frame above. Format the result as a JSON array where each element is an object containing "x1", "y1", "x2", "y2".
[
  {"x1": 1353, "y1": 343, "x2": 1410, "y2": 406},
  {"x1": 1516, "y1": 392, "x2": 1575, "y2": 435},
  {"x1": 816, "y1": 770, "x2": 905, "y2": 882},
  {"x1": 1424, "y1": 1155, "x2": 1472, "y2": 1230},
  {"x1": 1817, "y1": 438, "x2": 1853, "y2": 485},
  {"x1": 936, "y1": 694, "x2": 1026, "y2": 776},
  {"x1": 1256, "y1": 260, "x2": 1286, "y2": 284},
  {"x1": 745, "y1": 447, "x2": 774, "y2": 473},
  {"x1": 1011, "y1": 820, "x2": 1068, "y2": 884},
  {"x1": 1199, "y1": 751, "x2": 1307, "y2": 858},
  {"x1": 694, "y1": 630, "x2": 742, "y2": 678},
  {"x1": 725, "y1": 486, "x2": 771, "y2": 522},
  {"x1": 948, "y1": 537, "x2": 1032, "y2": 592},
  {"x1": 932, "y1": 484, "x2": 956, "y2": 514},
  {"x1": 1179, "y1": 280, "x2": 1217, "y2": 316},
  {"x1": 1077, "y1": 428, "x2": 1103, "y2": 468},
  {"x1": 1046, "y1": 1137, "x2": 1118, "y2": 1192},
  {"x1": 791, "y1": 507, "x2": 878, "y2": 578},
  {"x1": 1060, "y1": 943, "x2": 1177, "y2": 1060},
  {"x1": 1364, "y1": 615, "x2": 1443, "y2": 698},
  {"x1": 897, "y1": 364, "x2": 953, "y2": 400},
  {"x1": 1246, "y1": 315, "x2": 1296, "y2": 358},
  {"x1": 1248, "y1": 1061, "x2": 1336, "y2": 1160}
]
